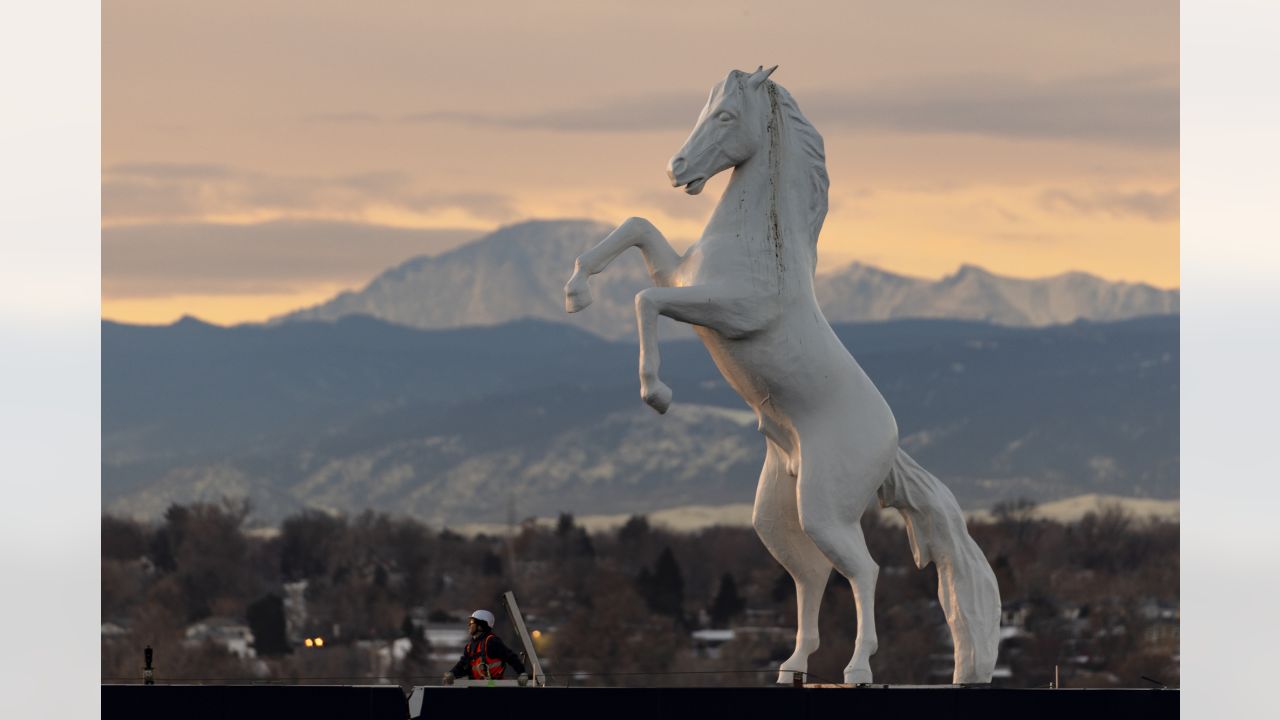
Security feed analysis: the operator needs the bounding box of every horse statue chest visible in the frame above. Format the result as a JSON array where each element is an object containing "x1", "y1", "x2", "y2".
[{"x1": 676, "y1": 223, "x2": 790, "y2": 292}]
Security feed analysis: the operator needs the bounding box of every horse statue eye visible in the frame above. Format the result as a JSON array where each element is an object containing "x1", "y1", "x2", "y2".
[{"x1": 716, "y1": 111, "x2": 734, "y2": 122}]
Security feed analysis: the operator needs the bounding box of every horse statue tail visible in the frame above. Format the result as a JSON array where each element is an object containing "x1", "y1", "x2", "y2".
[{"x1": 877, "y1": 447, "x2": 1002, "y2": 684}]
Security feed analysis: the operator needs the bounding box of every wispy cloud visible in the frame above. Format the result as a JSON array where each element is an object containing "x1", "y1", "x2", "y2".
[
  {"x1": 806, "y1": 68, "x2": 1178, "y2": 148},
  {"x1": 630, "y1": 188, "x2": 715, "y2": 222},
  {"x1": 103, "y1": 220, "x2": 480, "y2": 298},
  {"x1": 301, "y1": 112, "x2": 385, "y2": 125},
  {"x1": 402, "y1": 92, "x2": 699, "y2": 133},
  {"x1": 399, "y1": 68, "x2": 1177, "y2": 148},
  {"x1": 108, "y1": 163, "x2": 235, "y2": 179},
  {"x1": 990, "y1": 231, "x2": 1070, "y2": 245},
  {"x1": 1039, "y1": 187, "x2": 1179, "y2": 221},
  {"x1": 102, "y1": 164, "x2": 519, "y2": 223}
]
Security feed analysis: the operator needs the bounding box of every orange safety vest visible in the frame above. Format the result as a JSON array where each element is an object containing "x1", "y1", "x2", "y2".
[{"x1": 467, "y1": 635, "x2": 506, "y2": 680}]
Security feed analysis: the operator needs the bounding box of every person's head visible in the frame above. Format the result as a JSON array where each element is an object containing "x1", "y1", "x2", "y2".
[{"x1": 468, "y1": 609, "x2": 495, "y2": 635}]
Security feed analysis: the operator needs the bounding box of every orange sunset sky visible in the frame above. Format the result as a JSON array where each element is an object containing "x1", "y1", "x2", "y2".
[{"x1": 103, "y1": 1, "x2": 1178, "y2": 326}]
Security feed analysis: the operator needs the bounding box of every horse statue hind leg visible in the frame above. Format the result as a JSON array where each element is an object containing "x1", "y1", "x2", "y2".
[
  {"x1": 753, "y1": 427, "x2": 893, "y2": 685},
  {"x1": 797, "y1": 417, "x2": 900, "y2": 685},
  {"x1": 751, "y1": 440, "x2": 832, "y2": 683}
]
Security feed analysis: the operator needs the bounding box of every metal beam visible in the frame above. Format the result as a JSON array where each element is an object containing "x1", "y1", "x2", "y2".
[{"x1": 501, "y1": 591, "x2": 545, "y2": 687}]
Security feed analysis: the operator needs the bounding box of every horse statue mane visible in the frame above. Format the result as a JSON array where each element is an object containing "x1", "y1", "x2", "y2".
[
  {"x1": 767, "y1": 80, "x2": 829, "y2": 274},
  {"x1": 564, "y1": 67, "x2": 1001, "y2": 686}
]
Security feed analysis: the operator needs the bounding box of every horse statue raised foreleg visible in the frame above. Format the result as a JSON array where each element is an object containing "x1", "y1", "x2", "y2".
[
  {"x1": 564, "y1": 217, "x2": 685, "y2": 411},
  {"x1": 565, "y1": 216, "x2": 681, "y2": 312}
]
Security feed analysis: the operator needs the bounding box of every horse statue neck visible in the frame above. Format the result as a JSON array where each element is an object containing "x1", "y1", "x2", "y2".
[{"x1": 699, "y1": 86, "x2": 820, "y2": 294}]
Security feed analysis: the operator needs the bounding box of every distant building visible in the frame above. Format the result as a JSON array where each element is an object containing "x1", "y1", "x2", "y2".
[
  {"x1": 356, "y1": 637, "x2": 413, "y2": 679},
  {"x1": 689, "y1": 625, "x2": 792, "y2": 662},
  {"x1": 1001, "y1": 601, "x2": 1031, "y2": 630},
  {"x1": 282, "y1": 580, "x2": 308, "y2": 644},
  {"x1": 422, "y1": 624, "x2": 470, "y2": 663},
  {"x1": 1139, "y1": 599, "x2": 1180, "y2": 648},
  {"x1": 184, "y1": 618, "x2": 256, "y2": 659},
  {"x1": 690, "y1": 629, "x2": 735, "y2": 659}
]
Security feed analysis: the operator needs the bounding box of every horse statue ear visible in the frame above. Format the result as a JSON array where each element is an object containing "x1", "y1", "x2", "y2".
[{"x1": 748, "y1": 65, "x2": 779, "y2": 90}]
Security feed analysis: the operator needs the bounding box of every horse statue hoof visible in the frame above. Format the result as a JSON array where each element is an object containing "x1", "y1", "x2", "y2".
[
  {"x1": 776, "y1": 669, "x2": 806, "y2": 686},
  {"x1": 641, "y1": 381, "x2": 672, "y2": 414},
  {"x1": 844, "y1": 668, "x2": 873, "y2": 685},
  {"x1": 564, "y1": 274, "x2": 593, "y2": 313}
]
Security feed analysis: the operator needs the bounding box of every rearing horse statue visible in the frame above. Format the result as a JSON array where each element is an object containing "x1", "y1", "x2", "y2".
[{"x1": 564, "y1": 67, "x2": 1000, "y2": 685}]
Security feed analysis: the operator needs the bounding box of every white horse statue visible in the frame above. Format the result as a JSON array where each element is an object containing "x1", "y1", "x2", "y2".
[{"x1": 564, "y1": 67, "x2": 1000, "y2": 685}]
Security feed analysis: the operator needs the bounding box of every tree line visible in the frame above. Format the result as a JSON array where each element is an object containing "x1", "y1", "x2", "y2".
[{"x1": 102, "y1": 500, "x2": 1178, "y2": 688}]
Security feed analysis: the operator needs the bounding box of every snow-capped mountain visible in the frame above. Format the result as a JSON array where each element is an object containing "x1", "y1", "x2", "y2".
[{"x1": 276, "y1": 220, "x2": 1178, "y2": 340}]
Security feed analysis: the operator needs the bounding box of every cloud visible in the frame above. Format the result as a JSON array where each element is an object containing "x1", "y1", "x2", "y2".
[
  {"x1": 401, "y1": 68, "x2": 1177, "y2": 147},
  {"x1": 990, "y1": 231, "x2": 1070, "y2": 245},
  {"x1": 301, "y1": 112, "x2": 385, "y2": 125},
  {"x1": 1039, "y1": 187, "x2": 1179, "y2": 221},
  {"x1": 968, "y1": 199, "x2": 1026, "y2": 225},
  {"x1": 402, "y1": 92, "x2": 700, "y2": 133},
  {"x1": 102, "y1": 220, "x2": 481, "y2": 298},
  {"x1": 405, "y1": 192, "x2": 517, "y2": 222},
  {"x1": 630, "y1": 189, "x2": 715, "y2": 222},
  {"x1": 109, "y1": 163, "x2": 235, "y2": 179},
  {"x1": 806, "y1": 68, "x2": 1178, "y2": 148},
  {"x1": 102, "y1": 164, "x2": 519, "y2": 223}
]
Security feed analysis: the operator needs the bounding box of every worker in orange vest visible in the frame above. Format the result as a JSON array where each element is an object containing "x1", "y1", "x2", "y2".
[{"x1": 443, "y1": 610, "x2": 526, "y2": 685}]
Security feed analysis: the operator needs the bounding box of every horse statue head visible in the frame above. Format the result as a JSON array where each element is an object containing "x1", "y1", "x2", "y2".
[
  {"x1": 666, "y1": 66, "x2": 829, "y2": 277},
  {"x1": 667, "y1": 65, "x2": 778, "y2": 197}
]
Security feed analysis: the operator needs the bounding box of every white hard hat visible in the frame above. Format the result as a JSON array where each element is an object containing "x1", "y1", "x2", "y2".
[{"x1": 470, "y1": 609, "x2": 496, "y2": 627}]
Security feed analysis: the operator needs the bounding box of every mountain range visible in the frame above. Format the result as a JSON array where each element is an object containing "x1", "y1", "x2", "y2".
[
  {"x1": 103, "y1": 218, "x2": 1178, "y2": 526},
  {"x1": 103, "y1": 315, "x2": 1178, "y2": 526},
  {"x1": 278, "y1": 219, "x2": 1179, "y2": 340}
]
